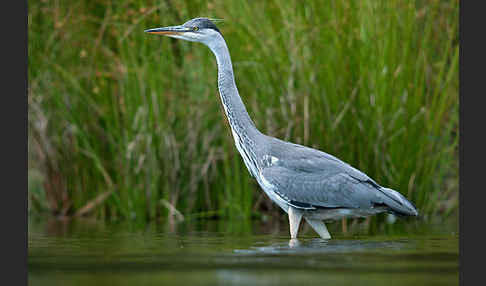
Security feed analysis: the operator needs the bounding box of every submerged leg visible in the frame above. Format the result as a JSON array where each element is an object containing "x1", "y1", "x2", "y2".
[
  {"x1": 288, "y1": 207, "x2": 303, "y2": 239},
  {"x1": 305, "y1": 218, "x2": 331, "y2": 239}
]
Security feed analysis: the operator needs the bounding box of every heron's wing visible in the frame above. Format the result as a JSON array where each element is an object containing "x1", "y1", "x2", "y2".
[
  {"x1": 261, "y1": 140, "x2": 384, "y2": 209},
  {"x1": 269, "y1": 139, "x2": 377, "y2": 181},
  {"x1": 261, "y1": 165, "x2": 383, "y2": 210}
]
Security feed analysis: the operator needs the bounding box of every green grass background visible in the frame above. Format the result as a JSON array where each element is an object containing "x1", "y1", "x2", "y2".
[{"x1": 28, "y1": 0, "x2": 458, "y2": 225}]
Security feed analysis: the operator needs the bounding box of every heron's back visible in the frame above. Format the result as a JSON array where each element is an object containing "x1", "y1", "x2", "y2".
[{"x1": 254, "y1": 136, "x2": 418, "y2": 217}]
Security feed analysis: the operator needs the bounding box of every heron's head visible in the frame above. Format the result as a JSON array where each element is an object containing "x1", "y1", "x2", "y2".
[{"x1": 145, "y1": 17, "x2": 222, "y2": 45}]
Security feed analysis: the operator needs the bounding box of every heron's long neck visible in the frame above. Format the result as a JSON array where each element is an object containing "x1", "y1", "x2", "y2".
[
  {"x1": 208, "y1": 37, "x2": 261, "y2": 139},
  {"x1": 208, "y1": 35, "x2": 261, "y2": 176}
]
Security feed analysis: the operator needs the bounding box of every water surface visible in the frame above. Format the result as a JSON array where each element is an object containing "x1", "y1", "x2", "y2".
[{"x1": 28, "y1": 216, "x2": 458, "y2": 286}]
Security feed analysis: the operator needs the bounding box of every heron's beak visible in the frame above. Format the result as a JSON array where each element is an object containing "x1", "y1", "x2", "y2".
[{"x1": 144, "y1": 25, "x2": 191, "y2": 35}]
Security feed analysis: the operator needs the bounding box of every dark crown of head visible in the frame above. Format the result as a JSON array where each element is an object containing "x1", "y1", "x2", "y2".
[{"x1": 183, "y1": 18, "x2": 221, "y2": 34}]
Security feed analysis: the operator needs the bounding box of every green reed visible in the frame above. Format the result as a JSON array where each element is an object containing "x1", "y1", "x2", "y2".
[{"x1": 28, "y1": 0, "x2": 458, "y2": 223}]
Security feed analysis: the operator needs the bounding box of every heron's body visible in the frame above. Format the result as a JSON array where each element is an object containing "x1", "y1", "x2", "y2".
[{"x1": 146, "y1": 18, "x2": 418, "y2": 240}]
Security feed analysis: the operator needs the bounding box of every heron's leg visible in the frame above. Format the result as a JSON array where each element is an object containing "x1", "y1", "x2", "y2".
[
  {"x1": 304, "y1": 218, "x2": 331, "y2": 239},
  {"x1": 288, "y1": 238, "x2": 300, "y2": 248},
  {"x1": 288, "y1": 207, "x2": 303, "y2": 239}
]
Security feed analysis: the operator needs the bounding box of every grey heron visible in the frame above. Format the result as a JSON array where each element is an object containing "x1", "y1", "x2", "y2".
[{"x1": 145, "y1": 17, "x2": 418, "y2": 240}]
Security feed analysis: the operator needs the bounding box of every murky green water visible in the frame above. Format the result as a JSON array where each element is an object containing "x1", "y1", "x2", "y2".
[{"x1": 28, "y1": 216, "x2": 458, "y2": 286}]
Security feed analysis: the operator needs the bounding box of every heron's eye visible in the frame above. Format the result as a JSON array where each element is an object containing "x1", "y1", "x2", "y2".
[{"x1": 193, "y1": 26, "x2": 199, "y2": 31}]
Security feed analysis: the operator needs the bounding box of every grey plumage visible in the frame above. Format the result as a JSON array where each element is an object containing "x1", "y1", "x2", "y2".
[
  {"x1": 258, "y1": 137, "x2": 417, "y2": 216},
  {"x1": 145, "y1": 17, "x2": 418, "y2": 240}
]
